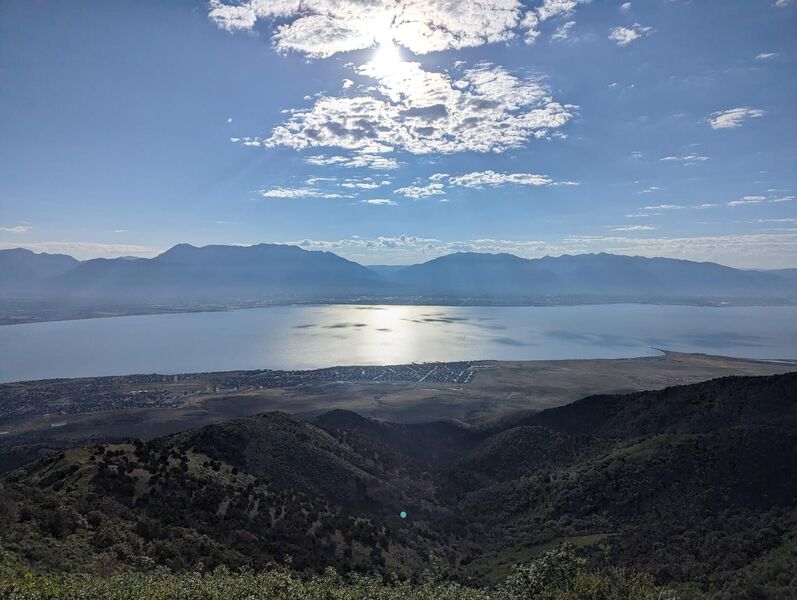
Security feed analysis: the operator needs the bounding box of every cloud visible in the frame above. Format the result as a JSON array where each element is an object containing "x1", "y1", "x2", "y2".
[
  {"x1": 259, "y1": 186, "x2": 349, "y2": 199},
  {"x1": 564, "y1": 233, "x2": 797, "y2": 269},
  {"x1": 551, "y1": 21, "x2": 576, "y2": 42},
  {"x1": 521, "y1": 0, "x2": 590, "y2": 44},
  {"x1": 536, "y1": 0, "x2": 590, "y2": 21},
  {"x1": 394, "y1": 182, "x2": 446, "y2": 198},
  {"x1": 446, "y1": 170, "x2": 564, "y2": 188},
  {"x1": 755, "y1": 52, "x2": 778, "y2": 60},
  {"x1": 267, "y1": 61, "x2": 573, "y2": 156},
  {"x1": 361, "y1": 198, "x2": 397, "y2": 205},
  {"x1": 771, "y1": 195, "x2": 795, "y2": 203},
  {"x1": 0, "y1": 225, "x2": 32, "y2": 233},
  {"x1": 290, "y1": 232, "x2": 797, "y2": 269},
  {"x1": 727, "y1": 195, "x2": 766, "y2": 207},
  {"x1": 638, "y1": 186, "x2": 661, "y2": 194},
  {"x1": 292, "y1": 234, "x2": 571, "y2": 262},
  {"x1": 341, "y1": 177, "x2": 387, "y2": 189},
  {"x1": 342, "y1": 78, "x2": 354, "y2": 89},
  {"x1": 613, "y1": 225, "x2": 655, "y2": 231},
  {"x1": 620, "y1": 2, "x2": 632, "y2": 11},
  {"x1": 209, "y1": 0, "x2": 596, "y2": 57},
  {"x1": 644, "y1": 204, "x2": 684, "y2": 210},
  {"x1": 660, "y1": 155, "x2": 709, "y2": 163},
  {"x1": 0, "y1": 242, "x2": 161, "y2": 260},
  {"x1": 775, "y1": 0, "x2": 792, "y2": 7},
  {"x1": 709, "y1": 107, "x2": 765, "y2": 129},
  {"x1": 608, "y1": 23, "x2": 652, "y2": 46},
  {"x1": 306, "y1": 154, "x2": 400, "y2": 170},
  {"x1": 209, "y1": 0, "x2": 524, "y2": 58}
]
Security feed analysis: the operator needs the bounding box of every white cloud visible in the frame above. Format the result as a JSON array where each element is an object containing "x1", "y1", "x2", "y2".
[
  {"x1": 608, "y1": 23, "x2": 652, "y2": 46},
  {"x1": 620, "y1": 2, "x2": 632, "y2": 11},
  {"x1": 564, "y1": 233, "x2": 797, "y2": 269},
  {"x1": 727, "y1": 195, "x2": 766, "y2": 207},
  {"x1": 551, "y1": 21, "x2": 576, "y2": 42},
  {"x1": 756, "y1": 52, "x2": 778, "y2": 60},
  {"x1": 660, "y1": 155, "x2": 709, "y2": 163},
  {"x1": 644, "y1": 204, "x2": 684, "y2": 210},
  {"x1": 209, "y1": 0, "x2": 524, "y2": 58},
  {"x1": 0, "y1": 242, "x2": 161, "y2": 260},
  {"x1": 0, "y1": 225, "x2": 32, "y2": 233},
  {"x1": 775, "y1": 0, "x2": 792, "y2": 7},
  {"x1": 536, "y1": 0, "x2": 590, "y2": 21},
  {"x1": 771, "y1": 195, "x2": 795, "y2": 203},
  {"x1": 259, "y1": 186, "x2": 348, "y2": 199},
  {"x1": 613, "y1": 225, "x2": 655, "y2": 231},
  {"x1": 267, "y1": 61, "x2": 573, "y2": 157},
  {"x1": 638, "y1": 186, "x2": 661, "y2": 194},
  {"x1": 341, "y1": 177, "x2": 386, "y2": 189},
  {"x1": 394, "y1": 182, "x2": 446, "y2": 198},
  {"x1": 290, "y1": 232, "x2": 797, "y2": 269},
  {"x1": 342, "y1": 78, "x2": 354, "y2": 89},
  {"x1": 209, "y1": 0, "x2": 595, "y2": 58},
  {"x1": 521, "y1": 0, "x2": 590, "y2": 44},
  {"x1": 709, "y1": 107, "x2": 765, "y2": 129},
  {"x1": 361, "y1": 198, "x2": 397, "y2": 205},
  {"x1": 447, "y1": 170, "x2": 560, "y2": 188},
  {"x1": 692, "y1": 203, "x2": 717, "y2": 209},
  {"x1": 305, "y1": 154, "x2": 400, "y2": 170}
]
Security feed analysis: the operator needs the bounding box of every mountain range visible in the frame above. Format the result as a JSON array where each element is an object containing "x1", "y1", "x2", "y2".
[
  {"x1": 1, "y1": 372, "x2": 794, "y2": 596},
  {"x1": 1, "y1": 244, "x2": 795, "y2": 304}
]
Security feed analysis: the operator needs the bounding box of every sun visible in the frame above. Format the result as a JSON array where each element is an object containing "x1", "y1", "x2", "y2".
[{"x1": 372, "y1": 37, "x2": 403, "y2": 72}]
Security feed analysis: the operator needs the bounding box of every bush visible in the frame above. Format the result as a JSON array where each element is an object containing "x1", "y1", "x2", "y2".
[{"x1": 0, "y1": 545, "x2": 668, "y2": 600}]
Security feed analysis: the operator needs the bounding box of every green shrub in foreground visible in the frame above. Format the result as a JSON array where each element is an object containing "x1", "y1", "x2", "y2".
[{"x1": 0, "y1": 545, "x2": 667, "y2": 600}]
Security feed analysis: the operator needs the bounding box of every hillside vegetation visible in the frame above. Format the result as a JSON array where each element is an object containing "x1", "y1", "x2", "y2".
[{"x1": 0, "y1": 373, "x2": 795, "y2": 598}]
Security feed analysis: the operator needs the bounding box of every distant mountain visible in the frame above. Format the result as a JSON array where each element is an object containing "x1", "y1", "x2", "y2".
[
  {"x1": 365, "y1": 264, "x2": 410, "y2": 279},
  {"x1": 3, "y1": 245, "x2": 796, "y2": 306},
  {"x1": 53, "y1": 243, "x2": 386, "y2": 302},
  {"x1": 389, "y1": 251, "x2": 797, "y2": 299},
  {"x1": 0, "y1": 248, "x2": 80, "y2": 294},
  {"x1": 1, "y1": 372, "x2": 795, "y2": 595}
]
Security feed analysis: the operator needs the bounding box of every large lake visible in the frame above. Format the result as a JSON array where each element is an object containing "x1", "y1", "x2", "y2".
[{"x1": 1, "y1": 304, "x2": 796, "y2": 383}]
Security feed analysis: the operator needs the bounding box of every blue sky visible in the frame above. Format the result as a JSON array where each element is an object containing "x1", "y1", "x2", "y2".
[{"x1": 0, "y1": 0, "x2": 795, "y2": 267}]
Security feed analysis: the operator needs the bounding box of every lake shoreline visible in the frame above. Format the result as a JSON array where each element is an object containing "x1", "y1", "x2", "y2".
[{"x1": 3, "y1": 295, "x2": 797, "y2": 327}]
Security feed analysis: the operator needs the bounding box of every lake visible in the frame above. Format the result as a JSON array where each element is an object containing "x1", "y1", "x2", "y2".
[{"x1": 1, "y1": 304, "x2": 796, "y2": 383}]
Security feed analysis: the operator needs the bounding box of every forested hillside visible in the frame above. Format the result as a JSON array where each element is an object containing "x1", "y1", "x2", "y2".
[{"x1": 1, "y1": 373, "x2": 795, "y2": 598}]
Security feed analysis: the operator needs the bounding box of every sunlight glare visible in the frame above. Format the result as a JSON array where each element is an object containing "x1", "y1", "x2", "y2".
[{"x1": 372, "y1": 37, "x2": 403, "y2": 73}]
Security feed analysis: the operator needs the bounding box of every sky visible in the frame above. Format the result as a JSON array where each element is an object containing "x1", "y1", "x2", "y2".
[{"x1": 0, "y1": 0, "x2": 795, "y2": 268}]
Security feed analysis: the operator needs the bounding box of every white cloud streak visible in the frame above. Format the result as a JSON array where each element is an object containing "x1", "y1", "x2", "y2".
[
  {"x1": 709, "y1": 107, "x2": 765, "y2": 129},
  {"x1": 394, "y1": 182, "x2": 446, "y2": 199},
  {"x1": 260, "y1": 187, "x2": 349, "y2": 199}
]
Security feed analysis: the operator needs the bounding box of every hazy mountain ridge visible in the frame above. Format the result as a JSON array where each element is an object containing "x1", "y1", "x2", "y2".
[
  {"x1": 2, "y1": 245, "x2": 795, "y2": 305},
  {"x1": 0, "y1": 249, "x2": 79, "y2": 290},
  {"x1": 1, "y1": 372, "x2": 795, "y2": 595},
  {"x1": 384, "y1": 251, "x2": 797, "y2": 298}
]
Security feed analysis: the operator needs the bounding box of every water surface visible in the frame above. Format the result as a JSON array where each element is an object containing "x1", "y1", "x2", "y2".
[{"x1": 1, "y1": 304, "x2": 795, "y2": 382}]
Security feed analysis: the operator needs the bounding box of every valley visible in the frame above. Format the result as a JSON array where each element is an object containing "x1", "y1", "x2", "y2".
[{"x1": 1, "y1": 372, "x2": 794, "y2": 597}]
